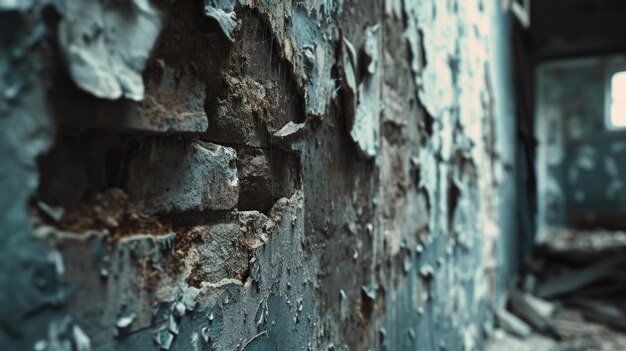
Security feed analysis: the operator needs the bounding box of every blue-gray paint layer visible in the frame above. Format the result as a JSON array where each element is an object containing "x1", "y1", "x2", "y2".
[{"x1": 0, "y1": 1, "x2": 517, "y2": 350}]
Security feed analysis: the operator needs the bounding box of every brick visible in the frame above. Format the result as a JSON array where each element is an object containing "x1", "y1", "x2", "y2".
[
  {"x1": 126, "y1": 140, "x2": 238, "y2": 214},
  {"x1": 236, "y1": 147, "x2": 298, "y2": 212},
  {"x1": 187, "y1": 223, "x2": 249, "y2": 283}
]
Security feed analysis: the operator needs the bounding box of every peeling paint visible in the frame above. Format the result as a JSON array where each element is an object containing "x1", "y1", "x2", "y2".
[
  {"x1": 2, "y1": 0, "x2": 517, "y2": 349},
  {"x1": 350, "y1": 24, "x2": 381, "y2": 159},
  {"x1": 204, "y1": 0, "x2": 237, "y2": 42},
  {"x1": 57, "y1": 0, "x2": 170, "y2": 100}
]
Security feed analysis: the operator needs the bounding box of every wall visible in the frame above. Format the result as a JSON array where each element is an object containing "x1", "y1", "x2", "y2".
[
  {"x1": 0, "y1": 0, "x2": 516, "y2": 350},
  {"x1": 536, "y1": 55, "x2": 626, "y2": 231}
]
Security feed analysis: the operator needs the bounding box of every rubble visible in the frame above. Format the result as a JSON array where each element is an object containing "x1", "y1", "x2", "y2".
[
  {"x1": 495, "y1": 308, "x2": 532, "y2": 338},
  {"x1": 537, "y1": 227, "x2": 626, "y2": 257},
  {"x1": 536, "y1": 255, "x2": 623, "y2": 299},
  {"x1": 508, "y1": 288, "x2": 561, "y2": 339},
  {"x1": 490, "y1": 227, "x2": 626, "y2": 350},
  {"x1": 34, "y1": 188, "x2": 170, "y2": 239}
]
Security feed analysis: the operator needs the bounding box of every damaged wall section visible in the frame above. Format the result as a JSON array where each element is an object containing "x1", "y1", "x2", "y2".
[{"x1": 0, "y1": 0, "x2": 517, "y2": 350}]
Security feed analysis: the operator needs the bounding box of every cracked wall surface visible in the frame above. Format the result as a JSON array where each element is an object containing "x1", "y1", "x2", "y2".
[{"x1": 0, "y1": 0, "x2": 517, "y2": 350}]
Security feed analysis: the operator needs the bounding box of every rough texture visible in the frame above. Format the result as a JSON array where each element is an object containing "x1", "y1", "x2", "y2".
[
  {"x1": 236, "y1": 147, "x2": 298, "y2": 212},
  {"x1": 91, "y1": 63, "x2": 210, "y2": 134},
  {"x1": 126, "y1": 139, "x2": 239, "y2": 214},
  {"x1": 0, "y1": 0, "x2": 519, "y2": 350}
]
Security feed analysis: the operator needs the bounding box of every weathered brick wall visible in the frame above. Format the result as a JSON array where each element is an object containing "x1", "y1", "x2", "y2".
[{"x1": 0, "y1": 0, "x2": 516, "y2": 350}]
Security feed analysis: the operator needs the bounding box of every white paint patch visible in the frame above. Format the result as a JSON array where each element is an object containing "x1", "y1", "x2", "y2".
[
  {"x1": 350, "y1": 25, "x2": 381, "y2": 158},
  {"x1": 58, "y1": 0, "x2": 168, "y2": 100}
]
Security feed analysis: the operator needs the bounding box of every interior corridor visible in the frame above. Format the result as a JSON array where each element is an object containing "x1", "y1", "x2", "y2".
[{"x1": 489, "y1": 1, "x2": 626, "y2": 349}]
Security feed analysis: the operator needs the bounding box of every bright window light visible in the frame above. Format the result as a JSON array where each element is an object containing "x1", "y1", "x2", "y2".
[{"x1": 609, "y1": 71, "x2": 626, "y2": 129}]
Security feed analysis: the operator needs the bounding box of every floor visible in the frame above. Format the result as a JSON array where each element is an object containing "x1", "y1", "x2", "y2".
[
  {"x1": 486, "y1": 306, "x2": 626, "y2": 351},
  {"x1": 486, "y1": 227, "x2": 626, "y2": 351}
]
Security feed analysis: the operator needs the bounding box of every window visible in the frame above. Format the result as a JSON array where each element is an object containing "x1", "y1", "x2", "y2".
[{"x1": 608, "y1": 70, "x2": 626, "y2": 129}]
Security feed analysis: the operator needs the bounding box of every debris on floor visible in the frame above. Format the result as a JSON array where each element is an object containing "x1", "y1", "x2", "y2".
[{"x1": 487, "y1": 227, "x2": 626, "y2": 351}]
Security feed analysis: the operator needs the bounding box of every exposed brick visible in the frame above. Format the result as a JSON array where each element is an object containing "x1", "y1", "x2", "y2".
[
  {"x1": 236, "y1": 147, "x2": 298, "y2": 212},
  {"x1": 186, "y1": 223, "x2": 249, "y2": 284},
  {"x1": 126, "y1": 139, "x2": 238, "y2": 214}
]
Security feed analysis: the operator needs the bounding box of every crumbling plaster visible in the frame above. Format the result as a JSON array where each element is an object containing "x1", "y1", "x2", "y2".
[{"x1": 0, "y1": 0, "x2": 516, "y2": 350}]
